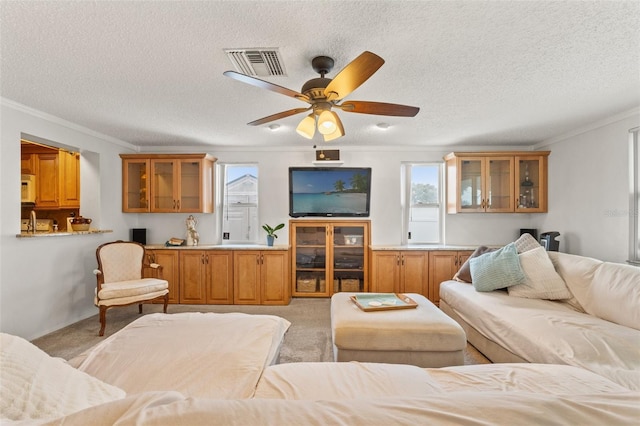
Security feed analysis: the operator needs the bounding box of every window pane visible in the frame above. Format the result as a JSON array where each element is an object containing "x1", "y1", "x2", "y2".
[
  {"x1": 406, "y1": 164, "x2": 441, "y2": 244},
  {"x1": 222, "y1": 165, "x2": 258, "y2": 243}
]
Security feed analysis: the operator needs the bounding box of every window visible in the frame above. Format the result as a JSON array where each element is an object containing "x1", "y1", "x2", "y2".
[
  {"x1": 220, "y1": 164, "x2": 259, "y2": 244},
  {"x1": 402, "y1": 163, "x2": 443, "y2": 244},
  {"x1": 630, "y1": 127, "x2": 639, "y2": 266}
]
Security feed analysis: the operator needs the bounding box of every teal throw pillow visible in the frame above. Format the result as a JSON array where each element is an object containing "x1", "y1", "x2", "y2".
[{"x1": 470, "y1": 243, "x2": 525, "y2": 292}]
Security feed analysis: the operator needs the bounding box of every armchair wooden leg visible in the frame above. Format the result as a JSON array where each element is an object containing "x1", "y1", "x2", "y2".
[
  {"x1": 99, "y1": 306, "x2": 107, "y2": 336},
  {"x1": 163, "y1": 293, "x2": 169, "y2": 314},
  {"x1": 138, "y1": 303, "x2": 143, "y2": 314}
]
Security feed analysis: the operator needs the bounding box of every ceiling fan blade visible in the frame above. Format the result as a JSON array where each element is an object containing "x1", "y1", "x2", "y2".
[
  {"x1": 338, "y1": 101, "x2": 420, "y2": 117},
  {"x1": 324, "y1": 51, "x2": 385, "y2": 101},
  {"x1": 247, "y1": 107, "x2": 311, "y2": 126},
  {"x1": 223, "y1": 71, "x2": 310, "y2": 103}
]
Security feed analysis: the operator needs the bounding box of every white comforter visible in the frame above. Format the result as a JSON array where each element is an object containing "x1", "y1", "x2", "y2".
[
  {"x1": 70, "y1": 312, "x2": 291, "y2": 399},
  {"x1": 440, "y1": 280, "x2": 640, "y2": 390}
]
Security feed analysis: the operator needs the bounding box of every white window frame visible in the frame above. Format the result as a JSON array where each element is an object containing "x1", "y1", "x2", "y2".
[
  {"x1": 629, "y1": 127, "x2": 639, "y2": 266},
  {"x1": 401, "y1": 162, "x2": 444, "y2": 245},
  {"x1": 217, "y1": 163, "x2": 259, "y2": 245}
]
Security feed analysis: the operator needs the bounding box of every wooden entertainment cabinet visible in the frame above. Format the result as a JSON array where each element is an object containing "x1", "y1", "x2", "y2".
[{"x1": 290, "y1": 220, "x2": 370, "y2": 297}]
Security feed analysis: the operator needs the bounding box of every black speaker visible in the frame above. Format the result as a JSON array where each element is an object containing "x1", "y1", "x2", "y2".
[
  {"x1": 131, "y1": 228, "x2": 146, "y2": 245},
  {"x1": 519, "y1": 228, "x2": 538, "y2": 240}
]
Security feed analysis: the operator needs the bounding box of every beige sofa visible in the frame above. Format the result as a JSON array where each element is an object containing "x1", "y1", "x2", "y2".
[
  {"x1": 3, "y1": 330, "x2": 639, "y2": 424},
  {"x1": 440, "y1": 251, "x2": 640, "y2": 390}
]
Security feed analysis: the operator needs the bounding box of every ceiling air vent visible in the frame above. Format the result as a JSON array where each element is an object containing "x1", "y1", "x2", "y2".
[{"x1": 224, "y1": 48, "x2": 286, "y2": 77}]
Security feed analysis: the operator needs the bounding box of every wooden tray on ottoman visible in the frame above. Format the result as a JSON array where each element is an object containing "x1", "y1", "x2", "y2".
[{"x1": 350, "y1": 293, "x2": 419, "y2": 312}]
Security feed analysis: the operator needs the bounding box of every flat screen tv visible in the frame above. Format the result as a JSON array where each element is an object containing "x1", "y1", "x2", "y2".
[{"x1": 289, "y1": 167, "x2": 372, "y2": 217}]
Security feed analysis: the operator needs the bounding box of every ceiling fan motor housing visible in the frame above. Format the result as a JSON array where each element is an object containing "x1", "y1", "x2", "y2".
[{"x1": 301, "y1": 77, "x2": 331, "y2": 101}]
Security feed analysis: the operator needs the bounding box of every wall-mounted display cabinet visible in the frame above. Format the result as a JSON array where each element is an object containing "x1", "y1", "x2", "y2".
[
  {"x1": 120, "y1": 153, "x2": 216, "y2": 213},
  {"x1": 445, "y1": 151, "x2": 549, "y2": 213},
  {"x1": 290, "y1": 220, "x2": 370, "y2": 297}
]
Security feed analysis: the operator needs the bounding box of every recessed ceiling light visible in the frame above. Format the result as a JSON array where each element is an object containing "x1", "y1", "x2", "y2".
[
  {"x1": 376, "y1": 122, "x2": 390, "y2": 129},
  {"x1": 268, "y1": 124, "x2": 281, "y2": 131}
]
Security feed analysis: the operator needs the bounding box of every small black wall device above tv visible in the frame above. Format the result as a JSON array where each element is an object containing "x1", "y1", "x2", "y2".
[{"x1": 289, "y1": 167, "x2": 372, "y2": 217}]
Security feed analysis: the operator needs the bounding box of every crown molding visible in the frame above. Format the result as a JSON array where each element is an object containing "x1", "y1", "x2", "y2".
[
  {"x1": 535, "y1": 107, "x2": 640, "y2": 149},
  {"x1": 1, "y1": 98, "x2": 137, "y2": 150}
]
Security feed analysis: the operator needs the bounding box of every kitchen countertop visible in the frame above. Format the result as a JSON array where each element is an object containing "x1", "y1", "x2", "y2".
[
  {"x1": 370, "y1": 244, "x2": 484, "y2": 251},
  {"x1": 144, "y1": 244, "x2": 290, "y2": 250},
  {"x1": 16, "y1": 229, "x2": 113, "y2": 238}
]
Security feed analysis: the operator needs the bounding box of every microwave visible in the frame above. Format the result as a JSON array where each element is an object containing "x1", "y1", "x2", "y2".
[{"x1": 21, "y1": 174, "x2": 36, "y2": 203}]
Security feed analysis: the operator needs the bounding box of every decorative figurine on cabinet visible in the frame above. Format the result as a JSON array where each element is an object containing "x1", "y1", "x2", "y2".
[{"x1": 186, "y1": 215, "x2": 199, "y2": 246}]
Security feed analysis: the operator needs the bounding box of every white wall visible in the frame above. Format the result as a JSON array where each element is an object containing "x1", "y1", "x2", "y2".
[
  {"x1": 0, "y1": 101, "x2": 139, "y2": 340},
  {"x1": 533, "y1": 112, "x2": 640, "y2": 262},
  {"x1": 1, "y1": 99, "x2": 636, "y2": 340}
]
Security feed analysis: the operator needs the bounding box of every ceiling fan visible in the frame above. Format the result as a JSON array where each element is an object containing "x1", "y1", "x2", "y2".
[{"x1": 223, "y1": 51, "x2": 420, "y2": 142}]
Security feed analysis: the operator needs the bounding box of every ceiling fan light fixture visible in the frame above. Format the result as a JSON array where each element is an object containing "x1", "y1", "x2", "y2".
[
  {"x1": 317, "y1": 110, "x2": 338, "y2": 135},
  {"x1": 296, "y1": 114, "x2": 316, "y2": 139},
  {"x1": 323, "y1": 114, "x2": 345, "y2": 141}
]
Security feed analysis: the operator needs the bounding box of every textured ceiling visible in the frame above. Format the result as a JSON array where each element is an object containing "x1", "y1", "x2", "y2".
[{"x1": 1, "y1": 1, "x2": 639, "y2": 149}]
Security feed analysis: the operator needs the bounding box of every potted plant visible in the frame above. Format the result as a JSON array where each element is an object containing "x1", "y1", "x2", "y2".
[{"x1": 262, "y1": 223, "x2": 284, "y2": 246}]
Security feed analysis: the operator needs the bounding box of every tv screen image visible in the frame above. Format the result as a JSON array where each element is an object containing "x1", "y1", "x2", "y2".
[{"x1": 289, "y1": 167, "x2": 372, "y2": 217}]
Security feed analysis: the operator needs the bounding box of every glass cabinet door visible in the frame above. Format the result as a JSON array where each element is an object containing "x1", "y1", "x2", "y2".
[
  {"x1": 293, "y1": 225, "x2": 328, "y2": 295},
  {"x1": 515, "y1": 156, "x2": 546, "y2": 212},
  {"x1": 179, "y1": 160, "x2": 202, "y2": 212},
  {"x1": 332, "y1": 225, "x2": 365, "y2": 293},
  {"x1": 151, "y1": 159, "x2": 176, "y2": 212},
  {"x1": 486, "y1": 157, "x2": 514, "y2": 212},
  {"x1": 459, "y1": 158, "x2": 484, "y2": 212},
  {"x1": 123, "y1": 159, "x2": 149, "y2": 212}
]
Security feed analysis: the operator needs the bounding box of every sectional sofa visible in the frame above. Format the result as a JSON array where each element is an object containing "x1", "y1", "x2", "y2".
[
  {"x1": 440, "y1": 244, "x2": 640, "y2": 391},
  {"x1": 2, "y1": 306, "x2": 639, "y2": 424}
]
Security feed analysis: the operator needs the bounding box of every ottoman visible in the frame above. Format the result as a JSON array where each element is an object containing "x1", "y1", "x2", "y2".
[{"x1": 331, "y1": 292, "x2": 466, "y2": 367}]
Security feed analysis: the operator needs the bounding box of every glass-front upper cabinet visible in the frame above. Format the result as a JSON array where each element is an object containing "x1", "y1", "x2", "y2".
[
  {"x1": 515, "y1": 155, "x2": 548, "y2": 212},
  {"x1": 445, "y1": 152, "x2": 548, "y2": 214},
  {"x1": 122, "y1": 158, "x2": 150, "y2": 212},
  {"x1": 120, "y1": 154, "x2": 216, "y2": 213},
  {"x1": 454, "y1": 156, "x2": 513, "y2": 212}
]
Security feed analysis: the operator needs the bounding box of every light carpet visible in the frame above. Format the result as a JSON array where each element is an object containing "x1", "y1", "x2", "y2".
[{"x1": 32, "y1": 298, "x2": 490, "y2": 365}]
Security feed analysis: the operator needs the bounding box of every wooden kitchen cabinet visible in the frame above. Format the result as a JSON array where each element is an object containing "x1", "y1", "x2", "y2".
[
  {"x1": 179, "y1": 250, "x2": 233, "y2": 304},
  {"x1": 59, "y1": 152, "x2": 80, "y2": 208},
  {"x1": 22, "y1": 142, "x2": 81, "y2": 209},
  {"x1": 428, "y1": 250, "x2": 472, "y2": 305},
  {"x1": 290, "y1": 220, "x2": 370, "y2": 297},
  {"x1": 370, "y1": 251, "x2": 429, "y2": 296},
  {"x1": 445, "y1": 151, "x2": 549, "y2": 213},
  {"x1": 120, "y1": 154, "x2": 216, "y2": 213},
  {"x1": 34, "y1": 152, "x2": 59, "y2": 209},
  {"x1": 234, "y1": 250, "x2": 290, "y2": 305},
  {"x1": 146, "y1": 249, "x2": 179, "y2": 304}
]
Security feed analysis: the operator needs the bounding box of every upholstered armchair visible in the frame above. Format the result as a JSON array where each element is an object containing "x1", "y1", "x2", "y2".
[{"x1": 93, "y1": 240, "x2": 169, "y2": 336}]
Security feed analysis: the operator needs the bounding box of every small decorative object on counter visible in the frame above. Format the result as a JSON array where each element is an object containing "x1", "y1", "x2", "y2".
[
  {"x1": 262, "y1": 223, "x2": 284, "y2": 246},
  {"x1": 186, "y1": 215, "x2": 199, "y2": 246},
  {"x1": 70, "y1": 216, "x2": 92, "y2": 231}
]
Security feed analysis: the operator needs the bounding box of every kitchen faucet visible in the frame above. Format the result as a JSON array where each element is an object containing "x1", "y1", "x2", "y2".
[{"x1": 30, "y1": 210, "x2": 36, "y2": 233}]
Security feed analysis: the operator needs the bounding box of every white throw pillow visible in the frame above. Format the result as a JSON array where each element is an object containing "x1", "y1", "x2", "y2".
[
  {"x1": 0, "y1": 333, "x2": 125, "y2": 421},
  {"x1": 508, "y1": 246, "x2": 572, "y2": 300}
]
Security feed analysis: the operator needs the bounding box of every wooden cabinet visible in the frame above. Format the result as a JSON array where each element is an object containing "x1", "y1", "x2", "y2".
[
  {"x1": 445, "y1": 151, "x2": 549, "y2": 213},
  {"x1": 120, "y1": 154, "x2": 216, "y2": 213},
  {"x1": 179, "y1": 250, "x2": 233, "y2": 304},
  {"x1": 21, "y1": 143, "x2": 81, "y2": 209},
  {"x1": 59, "y1": 152, "x2": 80, "y2": 208},
  {"x1": 234, "y1": 250, "x2": 290, "y2": 305},
  {"x1": 428, "y1": 250, "x2": 472, "y2": 305},
  {"x1": 290, "y1": 220, "x2": 370, "y2": 297},
  {"x1": 370, "y1": 251, "x2": 428, "y2": 296},
  {"x1": 35, "y1": 152, "x2": 59, "y2": 209},
  {"x1": 146, "y1": 249, "x2": 180, "y2": 304}
]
